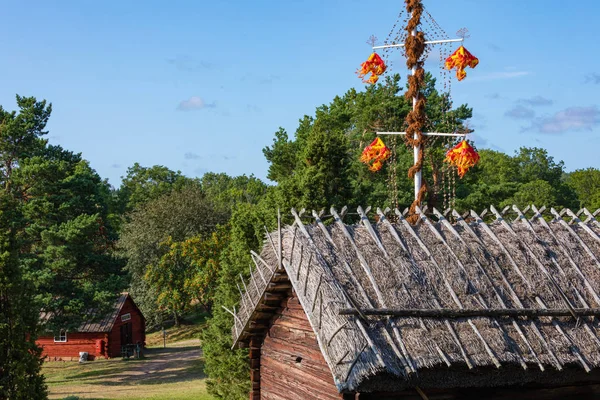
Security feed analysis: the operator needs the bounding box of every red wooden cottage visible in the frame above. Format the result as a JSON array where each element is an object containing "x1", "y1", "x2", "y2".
[
  {"x1": 230, "y1": 206, "x2": 600, "y2": 399},
  {"x1": 38, "y1": 293, "x2": 145, "y2": 361}
]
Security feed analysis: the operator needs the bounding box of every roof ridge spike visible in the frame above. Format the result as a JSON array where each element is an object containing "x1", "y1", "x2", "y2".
[
  {"x1": 512, "y1": 205, "x2": 539, "y2": 238},
  {"x1": 581, "y1": 208, "x2": 599, "y2": 225},
  {"x1": 529, "y1": 205, "x2": 546, "y2": 222},
  {"x1": 287, "y1": 226, "x2": 299, "y2": 267},
  {"x1": 377, "y1": 208, "x2": 408, "y2": 252},
  {"x1": 250, "y1": 253, "x2": 267, "y2": 284},
  {"x1": 452, "y1": 209, "x2": 484, "y2": 246},
  {"x1": 497, "y1": 209, "x2": 578, "y2": 316},
  {"x1": 264, "y1": 226, "x2": 279, "y2": 264},
  {"x1": 340, "y1": 205, "x2": 348, "y2": 220},
  {"x1": 332, "y1": 207, "x2": 415, "y2": 375},
  {"x1": 433, "y1": 208, "x2": 465, "y2": 244},
  {"x1": 469, "y1": 209, "x2": 563, "y2": 370},
  {"x1": 563, "y1": 208, "x2": 600, "y2": 244},
  {"x1": 312, "y1": 210, "x2": 337, "y2": 248},
  {"x1": 490, "y1": 205, "x2": 513, "y2": 232},
  {"x1": 395, "y1": 208, "x2": 480, "y2": 369},
  {"x1": 295, "y1": 207, "x2": 391, "y2": 381},
  {"x1": 340, "y1": 258, "x2": 415, "y2": 375},
  {"x1": 376, "y1": 208, "x2": 421, "y2": 281},
  {"x1": 415, "y1": 206, "x2": 444, "y2": 243},
  {"x1": 492, "y1": 207, "x2": 594, "y2": 371},
  {"x1": 331, "y1": 207, "x2": 386, "y2": 306},
  {"x1": 357, "y1": 206, "x2": 389, "y2": 257},
  {"x1": 417, "y1": 206, "x2": 503, "y2": 369},
  {"x1": 473, "y1": 209, "x2": 530, "y2": 288},
  {"x1": 437, "y1": 208, "x2": 538, "y2": 369},
  {"x1": 249, "y1": 266, "x2": 260, "y2": 294},
  {"x1": 532, "y1": 205, "x2": 600, "y2": 305},
  {"x1": 549, "y1": 208, "x2": 600, "y2": 269},
  {"x1": 250, "y1": 250, "x2": 275, "y2": 273}
]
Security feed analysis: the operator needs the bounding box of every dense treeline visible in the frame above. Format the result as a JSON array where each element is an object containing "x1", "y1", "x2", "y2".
[{"x1": 1, "y1": 76, "x2": 598, "y2": 399}]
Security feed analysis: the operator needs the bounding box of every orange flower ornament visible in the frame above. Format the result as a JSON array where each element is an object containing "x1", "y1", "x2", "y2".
[
  {"x1": 445, "y1": 45, "x2": 479, "y2": 81},
  {"x1": 444, "y1": 140, "x2": 480, "y2": 178},
  {"x1": 357, "y1": 53, "x2": 387, "y2": 84},
  {"x1": 360, "y1": 137, "x2": 391, "y2": 172}
]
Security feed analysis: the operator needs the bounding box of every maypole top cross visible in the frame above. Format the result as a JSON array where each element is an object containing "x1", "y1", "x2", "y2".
[{"x1": 357, "y1": 0, "x2": 480, "y2": 205}]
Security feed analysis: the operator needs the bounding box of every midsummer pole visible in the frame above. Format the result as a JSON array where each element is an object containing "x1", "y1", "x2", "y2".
[
  {"x1": 372, "y1": 1, "x2": 467, "y2": 204},
  {"x1": 411, "y1": 20, "x2": 421, "y2": 202},
  {"x1": 364, "y1": 0, "x2": 479, "y2": 209}
]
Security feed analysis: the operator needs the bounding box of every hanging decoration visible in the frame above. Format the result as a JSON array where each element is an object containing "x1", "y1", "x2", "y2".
[
  {"x1": 444, "y1": 140, "x2": 480, "y2": 178},
  {"x1": 445, "y1": 45, "x2": 479, "y2": 81},
  {"x1": 357, "y1": 53, "x2": 387, "y2": 84},
  {"x1": 361, "y1": 137, "x2": 391, "y2": 172}
]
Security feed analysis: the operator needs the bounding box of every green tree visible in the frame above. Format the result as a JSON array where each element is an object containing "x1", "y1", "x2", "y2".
[
  {"x1": 200, "y1": 172, "x2": 268, "y2": 211},
  {"x1": 0, "y1": 194, "x2": 47, "y2": 399},
  {"x1": 263, "y1": 74, "x2": 473, "y2": 212},
  {"x1": 0, "y1": 95, "x2": 51, "y2": 191},
  {"x1": 14, "y1": 145, "x2": 124, "y2": 331},
  {"x1": 455, "y1": 147, "x2": 577, "y2": 212},
  {"x1": 0, "y1": 95, "x2": 125, "y2": 399},
  {"x1": 202, "y1": 202, "x2": 275, "y2": 400},
  {"x1": 566, "y1": 168, "x2": 600, "y2": 210},
  {"x1": 145, "y1": 227, "x2": 228, "y2": 318},
  {"x1": 116, "y1": 163, "x2": 197, "y2": 217},
  {"x1": 504, "y1": 179, "x2": 558, "y2": 209},
  {"x1": 119, "y1": 184, "x2": 229, "y2": 327}
]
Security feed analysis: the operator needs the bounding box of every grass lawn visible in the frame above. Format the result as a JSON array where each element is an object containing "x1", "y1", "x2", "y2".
[
  {"x1": 145, "y1": 311, "x2": 208, "y2": 348},
  {"x1": 42, "y1": 341, "x2": 214, "y2": 400}
]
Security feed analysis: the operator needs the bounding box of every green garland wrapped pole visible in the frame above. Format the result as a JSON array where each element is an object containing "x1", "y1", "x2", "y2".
[{"x1": 403, "y1": 0, "x2": 428, "y2": 222}]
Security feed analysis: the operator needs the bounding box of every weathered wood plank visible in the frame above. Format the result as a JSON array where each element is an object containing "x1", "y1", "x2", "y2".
[{"x1": 259, "y1": 294, "x2": 342, "y2": 400}]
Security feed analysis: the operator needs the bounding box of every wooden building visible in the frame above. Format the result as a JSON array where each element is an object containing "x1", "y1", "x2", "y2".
[
  {"x1": 230, "y1": 205, "x2": 600, "y2": 399},
  {"x1": 39, "y1": 293, "x2": 145, "y2": 361}
]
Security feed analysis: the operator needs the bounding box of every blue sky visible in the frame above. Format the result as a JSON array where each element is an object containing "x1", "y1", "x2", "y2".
[{"x1": 1, "y1": 0, "x2": 599, "y2": 187}]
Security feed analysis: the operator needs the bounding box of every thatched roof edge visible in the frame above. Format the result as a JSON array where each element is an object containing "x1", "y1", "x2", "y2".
[{"x1": 231, "y1": 205, "x2": 600, "y2": 392}]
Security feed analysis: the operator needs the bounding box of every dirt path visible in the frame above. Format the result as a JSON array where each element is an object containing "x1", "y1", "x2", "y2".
[{"x1": 46, "y1": 339, "x2": 209, "y2": 399}]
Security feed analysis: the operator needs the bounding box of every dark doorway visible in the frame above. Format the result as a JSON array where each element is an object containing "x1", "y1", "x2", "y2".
[{"x1": 120, "y1": 322, "x2": 133, "y2": 345}]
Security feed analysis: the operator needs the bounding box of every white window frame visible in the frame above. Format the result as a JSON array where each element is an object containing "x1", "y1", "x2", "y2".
[
  {"x1": 54, "y1": 330, "x2": 67, "y2": 343},
  {"x1": 121, "y1": 313, "x2": 131, "y2": 322}
]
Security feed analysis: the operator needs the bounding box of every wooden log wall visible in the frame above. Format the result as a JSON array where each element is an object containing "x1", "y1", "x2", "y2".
[
  {"x1": 260, "y1": 293, "x2": 342, "y2": 400},
  {"x1": 38, "y1": 332, "x2": 106, "y2": 360},
  {"x1": 250, "y1": 336, "x2": 261, "y2": 400}
]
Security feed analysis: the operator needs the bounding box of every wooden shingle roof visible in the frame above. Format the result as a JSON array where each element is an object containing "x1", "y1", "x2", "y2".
[
  {"x1": 230, "y1": 205, "x2": 600, "y2": 392},
  {"x1": 41, "y1": 293, "x2": 130, "y2": 333}
]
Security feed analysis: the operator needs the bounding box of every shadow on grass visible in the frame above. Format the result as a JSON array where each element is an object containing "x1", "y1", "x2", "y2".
[{"x1": 58, "y1": 347, "x2": 206, "y2": 386}]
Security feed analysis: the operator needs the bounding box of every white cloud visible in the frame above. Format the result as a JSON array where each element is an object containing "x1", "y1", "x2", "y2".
[
  {"x1": 177, "y1": 96, "x2": 216, "y2": 111},
  {"x1": 526, "y1": 106, "x2": 600, "y2": 134},
  {"x1": 584, "y1": 73, "x2": 600, "y2": 84},
  {"x1": 518, "y1": 96, "x2": 553, "y2": 107},
  {"x1": 167, "y1": 55, "x2": 214, "y2": 72},
  {"x1": 505, "y1": 105, "x2": 535, "y2": 119}
]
